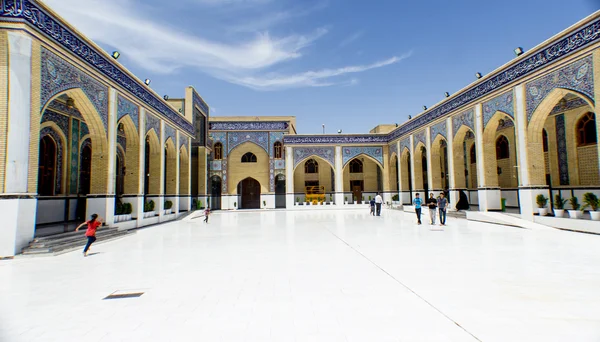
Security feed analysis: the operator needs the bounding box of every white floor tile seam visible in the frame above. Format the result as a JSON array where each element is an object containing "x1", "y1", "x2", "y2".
[{"x1": 319, "y1": 220, "x2": 483, "y2": 342}]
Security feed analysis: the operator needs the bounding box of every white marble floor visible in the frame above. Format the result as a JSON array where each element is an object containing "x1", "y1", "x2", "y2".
[{"x1": 1, "y1": 209, "x2": 600, "y2": 342}]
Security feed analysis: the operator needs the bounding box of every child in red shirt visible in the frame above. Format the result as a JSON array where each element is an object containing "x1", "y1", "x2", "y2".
[{"x1": 75, "y1": 214, "x2": 103, "y2": 257}]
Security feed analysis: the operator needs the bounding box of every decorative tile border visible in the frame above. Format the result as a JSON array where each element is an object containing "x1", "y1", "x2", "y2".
[
  {"x1": 269, "y1": 132, "x2": 285, "y2": 158},
  {"x1": 117, "y1": 95, "x2": 139, "y2": 131},
  {"x1": 452, "y1": 109, "x2": 475, "y2": 137},
  {"x1": 41, "y1": 47, "x2": 108, "y2": 130},
  {"x1": 227, "y1": 132, "x2": 269, "y2": 154},
  {"x1": 0, "y1": 0, "x2": 196, "y2": 134},
  {"x1": 430, "y1": 120, "x2": 447, "y2": 142},
  {"x1": 284, "y1": 134, "x2": 388, "y2": 145},
  {"x1": 47, "y1": 99, "x2": 83, "y2": 120},
  {"x1": 210, "y1": 160, "x2": 222, "y2": 171},
  {"x1": 179, "y1": 135, "x2": 188, "y2": 150},
  {"x1": 209, "y1": 132, "x2": 227, "y2": 158},
  {"x1": 274, "y1": 159, "x2": 285, "y2": 169},
  {"x1": 483, "y1": 90, "x2": 514, "y2": 128},
  {"x1": 526, "y1": 55, "x2": 594, "y2": 120},
  {"x1": 293, "y1": 147, "x2": 335, "y2": 168},
  {"x1": 69, "y1": 119, "x2": 79, "y2": 194},
  {"x1": 80, "y1": 122, "x2": 89, "y2": 138},
  {"x1": 342, "y1": 146, "x2": 383, "y2": 167},
  {"x1": 210, "y1": 121, "x2": 289, "y2": 131},
  {"x1": 192, "y1": 90, "x2": 209, "y2": 116}
]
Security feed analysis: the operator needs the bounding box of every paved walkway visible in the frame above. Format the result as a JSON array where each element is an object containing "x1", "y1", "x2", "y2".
[{"x1": 1, "y1": 209, "x2": 599, "y2": 341}]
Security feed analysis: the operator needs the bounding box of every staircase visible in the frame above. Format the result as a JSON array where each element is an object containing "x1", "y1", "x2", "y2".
[{"x1": 21, "y1": 227, "x2": 134, "y2": 256}]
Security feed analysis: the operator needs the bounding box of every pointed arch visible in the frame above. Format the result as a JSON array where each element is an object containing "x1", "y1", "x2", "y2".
[
  {"x1": 431, "y1": 134, "x2": 449, "y2": 191},
  {"x1": 227, "y1": 141, "x2": 270, "y2": 194},
  {"x1": 144, "y1": 129, "x2": 161, "y2": 195},
  {"x1": 482, "y1": 111, "x2": 517, "y2": 187},
  {"x1": 164, "y1": 138, "x2": 177, "y2": 195},
  {"x1": 116, "y1": 114, "x2": 140, "y2": 194},
  {"x1": 179, "y1": 145, "x2": 190, "y2": 196},
  {"x1": 293, "y1": 155, "x2": 335, "y2": 172},
  {"x1": 452, "y1": 125, "x2": 476, "y2": 189},
  {"x1": 39, "y1": 122, "x2": 68, "y2": 195}
]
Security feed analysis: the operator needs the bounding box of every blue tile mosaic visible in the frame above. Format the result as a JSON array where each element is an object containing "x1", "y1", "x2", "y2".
[
  {"x1": 40, "y1": 126, "x2": 63, "y2": 194},
  {"x1": 270, "y1": 132, "x2": 285, "y2": 159},
  {"x1": 165, "y1": 124, "x2": 176, "y2": 144},
  {"x1": 284, "y1": 134, "x2": 388, "y2": 145},
  {"x1": 70, "y1": 119, "x2": 79, "y2": 194},
  {"x1": 192, "y1": 89, "x2": 210, "y2": 116},
  {"x1": 274, "y1": 159, "x2": 286, "y2": 169},
  {"x1": 293, "y1": 147, "x2": 335, "y2": 169},
  {"x1": 550, "y1": 97, "x2": 589, "y2": 115},
  {"x1": 414, "y1": 130, "x2": 427, "y2": 147},
  {"x1": 210, "y1": 160, "x2": 222, "y2": 171},
  {"x1": 483, "y1": 91, "x2": 514, "y2": 128},
  {"x1": 47, "y1": 99, "x2": 83, "y2": 120},
  {"x1": 41, "y1": 109, "x2": 69, "y2": 136},
  {"x1": 227, "y1": 132, "x2": 269, "y2": 155},
  {"x1": 527, "y1": 55, "x2": 594, "y2": 121},
  {"x1": 452, "y1": 109, "x2": 475, "y2": 137},
  {"x1": 400, "y1": 138, "x2": 411, "y2": 154},
  {"x1": 342, "y1": 146, "x2": 383, "y2": 167},
  {"x1": 430, "y1": 120, "x2": 447, "y2": 142},
  {"x1": 117, "y1": 95, "x2": 139, "y2": 131},
  {"x1": 209, "y1": 132, "x2": 228, "y2": 158},
  {"x1": 179, "y1": 135, "x2": 188, "y2": 151},
  {"x1": 41, "y1": 47, "x2": 108, "y2": 130},
  {"x1": 389, "y1": 143, "x2": 398, "y2": 158},
  {"x1": 80, "y1": 122, "x2": 89, "y2": 138},
  {"x1": 117, "y1": 134, "x2": 127, "y2": 153},
  {"x1": 146, "y1": 113, "x2": 160, "y2": 136}
]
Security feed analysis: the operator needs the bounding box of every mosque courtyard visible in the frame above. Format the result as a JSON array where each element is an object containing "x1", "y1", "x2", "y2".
[{"x1": 1, "y1": 209, "x2": 599, "y2": 342}]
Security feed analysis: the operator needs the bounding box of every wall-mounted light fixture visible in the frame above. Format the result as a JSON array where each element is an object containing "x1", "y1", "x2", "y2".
[
  {"x1": 514, "y1": 47, "x2": 524, "y2": 56},
  {"x1": 111, "y1": 51, "x2": 120, "y2": 60},
  {"x1": 144, "y1": 79, "x2": 151, "y2": 86},
  {"x1": 475, "y1": 72, "x2": 483, "y2": 79}
]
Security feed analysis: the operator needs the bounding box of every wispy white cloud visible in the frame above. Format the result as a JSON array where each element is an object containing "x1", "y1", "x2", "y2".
[
  {"x1": 339, "y1": 31, "x2": 364, "y2": 48},
  {"x1": 223, "y1": 53, "x2": 412, "y2": 90},
  {"x1": 41, "y1": 0, "x2": 408, "y2": 91}
]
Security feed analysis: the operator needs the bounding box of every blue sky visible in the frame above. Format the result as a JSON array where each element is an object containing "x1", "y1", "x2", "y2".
[{"x1": 45, "y1": 0, "x2": 598, "y2": 134}]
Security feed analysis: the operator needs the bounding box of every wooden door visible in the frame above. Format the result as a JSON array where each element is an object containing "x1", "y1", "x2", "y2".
[
  {"x1": 241, "y1": 178, "x2": 260, "y2": 209},
  {"x1": 352, "y1": 185, "x2": 362, "y2": 203}
]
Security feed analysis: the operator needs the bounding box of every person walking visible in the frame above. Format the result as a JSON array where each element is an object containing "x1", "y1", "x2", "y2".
[
  {"x1": 426, "y1": 193, "x2": 437, "y2": 225},
  {"x1": 375, "y1": 193, "x2": 383, "y2": 216},
  {"x1": 75, "y1": 213, "x2": 103, "y2": 257},
  {"x1": 369, "y1": 198, "x2": 376, "y2": 216},
  {"x1": 438, "y1": 192, "x2": 448, "y2": 226},
  {"x1": 413, "y1": 193, "x2": 422, "y2": 225},
  {"x1": 203, "y1": 207, "x2": 211, "y2": 223}
]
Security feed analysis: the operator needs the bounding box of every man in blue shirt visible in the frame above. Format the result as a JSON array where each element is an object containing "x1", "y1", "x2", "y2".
[{"x1": 413, "y1": 193, "x2": 422, "y2": 225}]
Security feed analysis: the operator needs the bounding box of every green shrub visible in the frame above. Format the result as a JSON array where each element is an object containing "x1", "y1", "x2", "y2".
[
  {"x1": 535, "y1": 194, "x2": 548, "y2": 208},
  {"x1": 123, "y1": 203, "x2": 133, "y2": 215},
  {"x1": 569, "y1": 197, "x2": 580, "y2": 211},
  {"x1": 554, "y1": 194, "x2": 567, "y2": 210},
  {"x1": 115, "y1": 200, "x2": 124, "y2": 215},
  {"x1": 583, "y1": 192, "x2": 599, "y2": 211},
  {"x1": 392, "y1": 194, "x2": 399, "y2": 201},
  {"x1": 164, "y1": 200, "x2": 173, "y2": 210},
  {"x1": 144, "y1": 200, "x2": 155, "y2": 212}
]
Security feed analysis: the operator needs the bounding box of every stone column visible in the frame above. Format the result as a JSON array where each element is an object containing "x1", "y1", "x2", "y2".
[
  {"x1": 425, "y1": 127, "x2": 434, "y2": 196},
  {"x1": 285, "y1": 146, "x2": 295, "y2": 209},
  {"x1": 382, "y1": 145, "x2": 391, "y2": 204},
  {"x1": 475, "y1": 104, "x2": 502, "y2": 211},
  {"x1": 396, "y1": 140, "x2": 403, "y2": 208},
  {"x1": 409, "y1": 135, "x2": 422, "y2": 200},
  {"x1": 157, "y1": 120, "x2": 166, "y2": 221},
  {"x1": 173, "y1": 131, "x2": 180, "y2": 215},
  {"x1": 134, "y1": 108, "x2": 146, "y2": 226},
  {"x1": 515, "y1": 84, "x2": 547, "y2": 220},
  {"x1": 335, "y1": 146, "x2": 344, "y2": 205},
  {"x1": 0, "y1": 32, "x2": 36, "y2": 257},
  {"x1": 87, "y1": 88, "x2": 117, "y2": 226},
  {"x1": 446, "y1": 117, "x2": 459, "y2": 210}
]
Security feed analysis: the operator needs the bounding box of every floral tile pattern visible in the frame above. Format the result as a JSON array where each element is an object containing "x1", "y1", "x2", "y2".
[
  {"x1": 555, "y1": 114, "x2": 570, "y2": 185},
  {"x1": 146, "y1": 113, "x2": 160, "y2": 136},
  {"x1": 452, "y1": 108, "x2": 475, "y2": 137},
  {"x1": 41, "y1": 109, "x2": 69, "y2": 135},
  {"x1": 400, "y1": 138, "x2": 411, "y2": 154},
  {"x1": 227, "y1": 132, "x2": 269, "y2": 155},
  {"x1": 389, "y1": 143, "x2": 398, "y2": 158},
  {"x1": 70, "y1": 119, "x2": 79, "y2": 194},
  {"x1": 342, "y1": 146, "x2": 383, "y2": 167},
  {"x1": 293, "y1": 147, "x2": 335, "y2": 168},
  {"x1": 165, "y1": 124, "x2": 176, "y2": 144},
  {"x1": 413, "y1": 130, "x2": 427, "y2": 148},
  {"x1": 550, "y1": 97, "x2": 589, "y2": 115},
  {"x1": 526, "y1": 55, "x2": 594, "y2": 121},
  {"x1": 483, "y1": 91, "x2": 514, "y2": 128},
  {"x1": 117, "y1": 95, "x2": 139, "y2": 131},
  {"x1": 41, "y1": 47, "x2": 108, "y2": 130},
  {"x1": 430, "y1": 120, "x2": 447, "y2": 142}
]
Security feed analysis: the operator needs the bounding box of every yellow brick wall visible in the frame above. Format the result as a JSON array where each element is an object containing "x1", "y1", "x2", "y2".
[
  {"x1": 165, "y1": 141, "x2": 177, "y2": 195},
  {"x1": 146, "y1": 131, "x2": 161, "y2": 195},
  {"x1": 467, "y1": 140, "x2": 478, "y2": 188},
  {"x1": 197, "y1": 147, "x2": 207, "y2": 196},
  {"x1": 227, "y1": 142, "x2": 270, "y2": 194},
  {"x1": 342, "y1": 157, "x2": 381, "y2": 192},
  {"x1": 27, "y1": 41, "x2": 42, "y2": 194},
  {"x1": 400, "y1": 152, "x2": 411, "y2": 190},
  {"x1": 293, "y1": 158, "x2": 334, "y2": 193},
  {"x1": 413, "y1": 145, "x2": 426, "y2": 190},
  {"x1": 390, "y1": 155, "x2": 398, "y2": 191},
  {"x1": 179, "y1": 146, "x2": 190, "y2": 195},
  {"x1": 0, "y1": 32, "x2": 7, "y2": 193},
  {"x1": 577, "y1": 145, "x2": 599, "y2": 185},
  {"x1": 496, "y1": 128, "x2": 518, "y2": 188}
]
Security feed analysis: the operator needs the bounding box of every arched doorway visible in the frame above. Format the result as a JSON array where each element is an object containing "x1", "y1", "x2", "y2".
[
  {"x1": 275, "y1": 174, "x2": 286, "y2": 208},
  {"x1": 238, "y1": 177, "x2": 260, "y2": 209},
  {"x1": 210, "y1": 175, "x2": 222, "y2": 210},
  {"x1": 115, "y1": 150, "x2": 125, "y2": 197},
  {"x1": 38, "y1": 135, "x2": 57, "y2": 196},
  {"x1": 79, "y1": 141, "x2": 92, "y2": 195}
]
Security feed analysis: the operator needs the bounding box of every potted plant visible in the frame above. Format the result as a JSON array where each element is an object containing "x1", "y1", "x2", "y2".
[
  {"x1": 344, "y1": 196, "x2": 348, "y2": 205},
  {"x1": 144, "y1": 200, "x2": 156, "y2": 218},
  {"x1": 263, "y1": 200, "x2": 267, "y2": 208},
  {"x1": 553, "y1": 193, "x2": 567, "y2": 218},
  {"x1": 583, "y1": 192, "x2": 600, "y2": 221},
  {"x1": 568, "y1": 197, "x2": 582, "y2": 219},
  {"x1": 535, "y1": 194, "x2": 549, "y2": 216},
  {"x1": 234, "y1": 202, "x2": 237, "y2": 209},
  {"x1": 164, "y1": 200, "x2": 173, "y2": 215},
  {"x1": 296, "y1": 197, "x2": 299, "y2": 206},
  {"x1": 392, "y1": 194, "x2": 400, "y2": 204},
  {"x1": 354, "y1": 195, "x2": 358, "y2": 204},
  {"x1": 329, "y1": 194, "x2": 333, "y2": 204}
]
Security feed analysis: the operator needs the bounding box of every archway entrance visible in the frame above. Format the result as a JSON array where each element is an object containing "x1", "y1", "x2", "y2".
[
  {"x1": 238, "y1": 177, "x2": 260, "y2": 209},
  {"x1": 210, "y1": 175, "x2": 222, "y2": 210},
  {"x1": 79, "y1": 142, "x2": 92, "y2": 195},
  {"x1": 275, "y1": 174, "x2": 286, "y2": 208}
]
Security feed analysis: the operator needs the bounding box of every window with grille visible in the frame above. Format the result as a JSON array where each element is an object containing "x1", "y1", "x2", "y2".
[
  {"x1": 305, "y1": 159, "x2": 318, "y2": 173},
  {"x1": 577, "y1": 112, "x2": 597, "y2": 146},
  {"x1": 496, "y1": 136, "x2": 510, "y2": 160},
  {"x1": 241, "y1": 152, "x2": 257, "y2": 163}
]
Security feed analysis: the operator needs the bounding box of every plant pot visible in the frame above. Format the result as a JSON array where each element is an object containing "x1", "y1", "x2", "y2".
[
  {"x1": 344, "y1": 201, "x2": 348, "y2": 205},
  {"x1": 553, "y1": 209, "x2": 565, "y2": 218},
  {"x1": 568, "y1": 210, "x2": 582, "y2": 219},
  {"x1": 590, "y1": 211, "x2": 600, "y2": 221},
  {"x1": 538, "y1": 208, "x2": 548, "y2": 216}
]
